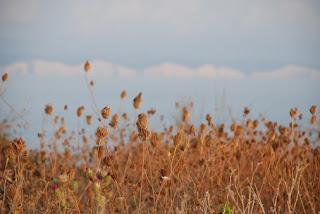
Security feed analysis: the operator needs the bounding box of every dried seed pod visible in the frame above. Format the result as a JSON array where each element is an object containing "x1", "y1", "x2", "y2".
[
  {"x1": 109, "y1": 114, "x2": 119, "y2": 128},
  {"x1": 86, "y1": 115, "x2": 93, "y2": 125},
  {"x1": 77, "y1": 106, "x2": 85, "y2": 117},
  {"x1": 243, "y1": 107, "x2": 250, "y2": 116},
  {"x1": 133, "y1": 92, "x2": 142, "y2": 109},
  {"x1": 101, "y1": 106, "x2": 111, "y2": 119},
  {"x1": 1, "y1": 73, "x2": 8, "y2": 82},
  {"x1": 120, "y1": 90, "x2": 127, "y2": 99},
  {"x1": 96, "y1": 127, "x2": 108, "y2": 139},
  {"x1": 310, "y1": 105, "x2": 317, "y2": 115},
  {"x1": 84, "y1": 61, "x2": 92, "y2": 72},
  {"x1": 182, "y1": 107, "x2": 190, "y2": 122},
  {"x1": 206, "y1": 114, "x2": 213, "y2": 126},
  {"x1": 136, "y1": 113, "x2": 150, "y2": 140},
  {"x1": 44, "y1": 104, "x2": 53, "y2": 115},
  {"x1": 290, "y1": 108, "x2": 298, "y2": 119},
  {"x1": 136, "y1": 113, "x2": 148, "y2": 131}
]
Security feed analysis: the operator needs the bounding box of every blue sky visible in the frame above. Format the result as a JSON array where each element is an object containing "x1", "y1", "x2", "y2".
[{"x1": 0, "y1": 0, "x2": 320, "y2": 146}]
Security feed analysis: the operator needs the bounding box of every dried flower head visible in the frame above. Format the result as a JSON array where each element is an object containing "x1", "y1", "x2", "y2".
[
  {"x1": 86, "y1": 115, "x2": 93, "y2": 125},
  {"x1": 310, "y1": 105, "x2": 317, "y2": 115},
  {"x1": 90, "y1": 80, "x2": 94, "y2": 86},
  {"x1": 84, "y1": 61, "x2": 92, "y2": 72},
  {"x1": 109, "y1": 114, "x2": 119, "y2": 128},
  {"x1": 136, "y1": 113, "x2": 150, "y2": 140},
  {"x1": 290, "y1": 108, "x2": 298, "y2": 119},
  {"x1": 64, "y1": 104, "x2": 68, "y2": 110},
  {"x1": 122, "y1": 113, "x2": 128, "y2": 120},
  {"x1": 182, "y1": 107, "x2": 190, "y2": 122},
  {"x1": 2, "y1": 72, "x2": 8, "y2": 82},
  {"x1": 77, "y1": 106, "x2": 85, "y2": 117},
  {"x1": 101, "y1": 106, "x2": 111, "y2": 119},
  {"x1": 120, "y1": 90, "x2": 127, "y2": 99},
  {"x1": 206, "y1": 114, "x2": 213, "y2": 126},
  {"x1": 96, "y1": 127, "x2": 108, "y2": 139},
  {"x1": 133, "y1": 92, "x2": 142, "y2": 109},
  {"x1": 44, "y1": 104, "x2": 53, "y2": 115},
  {"x1": 243, "y1": 107, "x2": 250, "y2": 116}
]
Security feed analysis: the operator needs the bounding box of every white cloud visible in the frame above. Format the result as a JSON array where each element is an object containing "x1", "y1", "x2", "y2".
[
  {"x1": 2, "y1": 60, "x2": 320, "y2": 81},
  {"x1": 144, "y1": 64, "x2": 194, "y2": 78},
  {"x1": 196, "y1": 65, "x2": 245, "y2": 79},
  {"x1": 251, "y1": 65, "x2": 320, "y2": 80},
  {"x1": 143, "y1": 64, "x2": 244, "y2": 79},
  {"x1": 1, "y1": 62, "x2": 29, "y2": 75},
  {"x1": 31, "y1": 60, "x2": 82, "y2": 76}
]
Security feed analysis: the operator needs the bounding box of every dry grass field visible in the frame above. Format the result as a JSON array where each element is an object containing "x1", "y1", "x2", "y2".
[{"x1": 0, "y1": 62, "x2": 319, "y2": 213}]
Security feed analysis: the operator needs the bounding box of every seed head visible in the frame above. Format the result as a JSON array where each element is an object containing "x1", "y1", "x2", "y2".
[
  {"x1": 96, "y1": 127, "x2": 108, "y2": 139},
  {"x1": 243, "y1": 107, "x2": 250, "y2": 116},
  {"x1": 133, "y1": 92, "x2": 142, "y2": 109},
  {"x1": 109, "y1": 114, "x2": 119, "y2": 128},
  {"x1": 310, "y1": 105, "x2": 317, "y2": 115},
  {"x1": 290, "y1": 108, "x2": 298, "y2": 119},
  {"x1": 182, "y1": 107, "x2": 190, "y2": 122},
  {"x1": 84, "y1": 61, "x2": 92, "y2": 72},
  {"x1": 206, "y1": 114, "x2": 213, "y2": 125},
  {"x1": 77, "y1": 106, "x2": 85, "y2": 117},
  {"x1": 2, "y1": 73, "x2": 8, "y2": 82},
  {"x1": 137, "y1": 113, "x2": 148, "y2": 131},
  {"x1": 136, "y1": 113, "x2": 150, "y2": 140},
  {"x1": 101, "y1": 106, "x2": 111, "y2": 119},
  {"x1": 120, "y1": 90, "x2": 127, "y2": 99},
  {"x1": 86, "y1": 115, "x2": 93, "y2": 125},
  {"x1": 45, "y1": 104, "x2": 53, "y2": 115}
]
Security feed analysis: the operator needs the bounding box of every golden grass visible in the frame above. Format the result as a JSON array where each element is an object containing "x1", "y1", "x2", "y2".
[{"x1": 0, "y1": 63, "x2": 319, "y2": 214}]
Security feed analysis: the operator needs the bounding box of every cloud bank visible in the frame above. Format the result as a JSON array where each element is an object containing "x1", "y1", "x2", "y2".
[{"x1": 1, "y1": 60, "x2": 320, "y2": 80}]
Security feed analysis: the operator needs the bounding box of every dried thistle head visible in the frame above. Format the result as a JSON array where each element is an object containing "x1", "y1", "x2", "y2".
[
  {"x1": 182, "y1": 107, "x2": 190, "y2": 123},
  {"x1": 120, "y1": 90, "x2": 127, "y2": 99},
  {"x1": 243, "y1": 107, "x2": 250, "y2": 116},
  {"x1": 290, "y1": 108, "x2": 298, "y2": 119},
  {"x1": 137, "y1": 113, "x2": 148, "y2": 131},
  {"x1": 133, "y1": 92, "x2": 142, "y2": 109},
  {"x1": 1, "y1": 73, "x2": 8, "y2": 82},
  {"x1": 122, "y1": 113, "x2": 128, "y2": 120},
  {"x1": 101, "y1": 106, "x2": 111, "y2": 119},
  {"x1": 206, "y1": 114, "x2": 213, "y2": 126},
  {"x1": 7, "y1": 138, "x2": 25, "y2": 158},
  {"x1": 84, "y1": 60, "x2": 92, "y2": 72},
  {"x1": 109, "y1": 114, "x2": 119, "y2": 129},
  {"x1": 44, "y1": 104, "x2": 53, "y2": 115},
  {"x1": 86, "y1": 115, "x2": 93, "y2": 125},
  {"x1": 136, "y1": 113, "x2": 150, "y2": 140},
  {"x1": 310, "y1": 105, "x2": 317, "y2": 115},
  {"x1": 64, "y1": 104, "x2": 68, "y2": 110},
  {"x1": 77, "y1": 106, "x2": 85, "y2": 117},
  {"x1": 95, "y1": 127, "x2": 108, "y2": 143},
  {"x1": 90, "y1": 80, "x2": 94, "y2": 86}
]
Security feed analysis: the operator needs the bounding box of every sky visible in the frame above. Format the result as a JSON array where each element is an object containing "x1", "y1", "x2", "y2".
[{"x1": 0, "y1": 0, "x2": 320, "y2": 146}]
